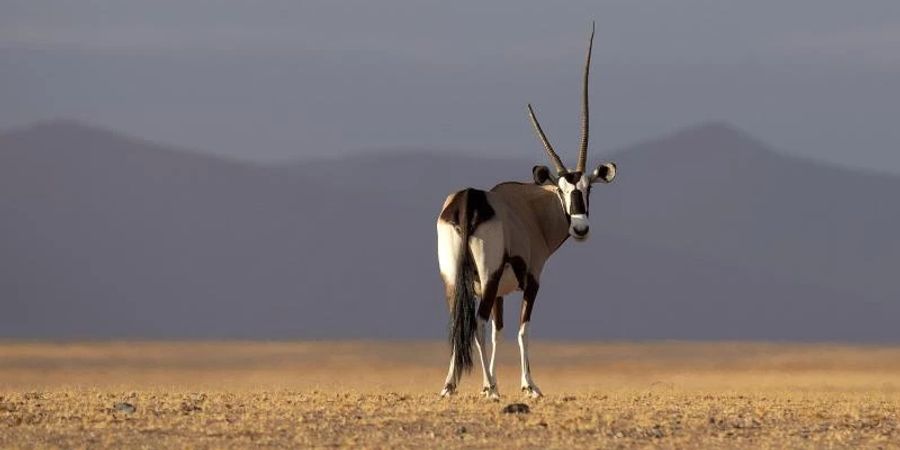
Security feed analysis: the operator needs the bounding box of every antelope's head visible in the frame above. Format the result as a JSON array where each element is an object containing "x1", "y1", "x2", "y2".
[{"x1": 528, "y1": 22, "x2": 617, "y2": 241}]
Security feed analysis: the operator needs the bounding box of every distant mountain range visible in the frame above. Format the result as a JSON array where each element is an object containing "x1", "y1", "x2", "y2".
[{"x1": 2, "y1": 120, "x2": 898, "y2": 341}]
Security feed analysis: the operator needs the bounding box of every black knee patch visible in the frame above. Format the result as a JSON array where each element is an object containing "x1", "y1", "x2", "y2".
[{"x1": 505, "y1": 255, "x2": 528, "y2": 291}]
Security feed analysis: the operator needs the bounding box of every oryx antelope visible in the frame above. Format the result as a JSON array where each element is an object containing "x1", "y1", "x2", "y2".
[{"x1": 436, "y1": 23, "x2": 617, "y2": 399}]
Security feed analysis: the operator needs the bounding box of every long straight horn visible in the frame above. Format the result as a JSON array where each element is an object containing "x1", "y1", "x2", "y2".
[
  {"x1": 527, "y1": 103, "x2": 567, "y2": 175},
  {"x1": 576, "y1": 21, "x2": 595, "y2": 174}
]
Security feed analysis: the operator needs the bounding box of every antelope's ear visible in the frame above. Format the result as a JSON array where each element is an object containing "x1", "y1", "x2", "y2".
[
  {"x1": 533, "y1": 165, "x2": 553, "y2": 185},
  {"x1": 590, "y1": 162, "x2": 617, "y2": 184}
]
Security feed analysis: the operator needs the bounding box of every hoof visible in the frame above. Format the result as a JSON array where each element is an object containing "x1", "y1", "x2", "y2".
[
  {"x1": 440, "y1": 383, "x2": 457, "y2": 398},
  {"x1": 481, "y1": 385, "x2": 500, "y2": 401},
  {"x1": 521, "y1": 385, "x2": 543, "y2": 399}
]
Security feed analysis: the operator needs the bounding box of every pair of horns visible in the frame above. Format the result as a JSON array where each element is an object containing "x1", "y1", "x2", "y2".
[{"x1": 528, "y1": 21, "x2": 594, "y2": 175}]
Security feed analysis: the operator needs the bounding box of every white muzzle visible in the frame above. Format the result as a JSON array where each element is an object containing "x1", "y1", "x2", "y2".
[{"x1": 570, "y1": 214, "x2": 590, "y2": 240}]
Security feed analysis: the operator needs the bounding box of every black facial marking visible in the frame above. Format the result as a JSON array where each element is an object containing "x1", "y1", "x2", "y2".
[
  {"x1": 562, "y1": 172, "x2": 582, "y2": 184},
  {"x1": 570, "y1": 190, "x2": 586, "y2": 215}
]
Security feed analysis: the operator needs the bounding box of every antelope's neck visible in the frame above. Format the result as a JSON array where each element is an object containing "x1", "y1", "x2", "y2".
[{"x1": 535, "y1": 185, "x2": 570, "y2": 254}]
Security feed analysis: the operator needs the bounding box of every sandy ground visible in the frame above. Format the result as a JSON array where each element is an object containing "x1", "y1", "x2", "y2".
[{"x1": 1, "y1": 341, "x2": 899, "y2": 448}]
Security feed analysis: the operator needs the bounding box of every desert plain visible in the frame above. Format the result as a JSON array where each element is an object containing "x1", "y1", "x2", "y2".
[{"x1": 1, "y1": 340, "x2": 899, "y2": 448}]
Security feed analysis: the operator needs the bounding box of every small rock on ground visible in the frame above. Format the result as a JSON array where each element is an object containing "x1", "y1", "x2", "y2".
[{"x1": 113, "y1": 402, "x2": 136, "y2": 414}]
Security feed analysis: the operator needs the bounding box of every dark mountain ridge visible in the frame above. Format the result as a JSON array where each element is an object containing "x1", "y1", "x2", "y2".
[{"x1": 2, "y1": 120, "x2": 898, "y2": 340}]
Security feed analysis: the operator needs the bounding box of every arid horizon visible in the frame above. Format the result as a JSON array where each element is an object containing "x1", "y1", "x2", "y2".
[{"x1": 2, "y1": 341, "x2": 898, "y2": 448}]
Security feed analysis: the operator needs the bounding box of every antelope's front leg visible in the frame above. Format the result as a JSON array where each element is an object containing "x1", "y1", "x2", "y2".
[
  {"x1": 489, "y1": 297, "x2": 504, "y2": 382},
  {"x1": 518, "y1": 279, "x2": 542, "y2": 398}
]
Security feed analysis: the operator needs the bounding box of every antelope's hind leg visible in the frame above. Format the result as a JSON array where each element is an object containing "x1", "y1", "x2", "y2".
[
  {"x1": 473, "y1": 313, "x2": 498, "y2": 400},
  {"x1": 440, "y1": 350, "x2": 458, "y2": 397},
  {"x1": 469, "y1": 222, "x2": 504, "y2": 400},
  {"x1": 437, "y1": 219, "x2": 462, "y2": 397},
  {"x1": 440, "y1": 282, "x2": 459, "y2": 397},
  {"x1": 518, "y1": 276, "x2": 542, "y2": 398},
  {"x1": 474, "y1": 290, "x2": 500, "y2": 400}
]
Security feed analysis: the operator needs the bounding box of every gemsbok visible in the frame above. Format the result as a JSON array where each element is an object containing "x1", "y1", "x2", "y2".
[{"x1": 436, "y1": 23, "x2": 617, "y2": 399}]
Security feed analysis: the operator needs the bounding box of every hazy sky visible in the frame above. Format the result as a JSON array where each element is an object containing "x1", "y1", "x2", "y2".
[{"x1": 2, "y1": 1, "x2": 899, "y2": 171}]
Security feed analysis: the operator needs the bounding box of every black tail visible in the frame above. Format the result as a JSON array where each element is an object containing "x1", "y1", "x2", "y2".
[
  {"x1": 450, "y1": 224, "x2": 477, "y2": 378},
  {"x1": 442, "y1": 188, "x2": 495, "y2": 381}
]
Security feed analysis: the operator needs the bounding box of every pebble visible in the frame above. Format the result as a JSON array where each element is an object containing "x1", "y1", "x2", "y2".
[{"x1": 113, "y1": 402, "x2": 136, "y2": 414}]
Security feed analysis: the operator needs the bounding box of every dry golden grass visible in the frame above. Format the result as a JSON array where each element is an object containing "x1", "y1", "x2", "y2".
[{"x1": 1, "y1": 341, "x2": 899, "y2": 448}]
